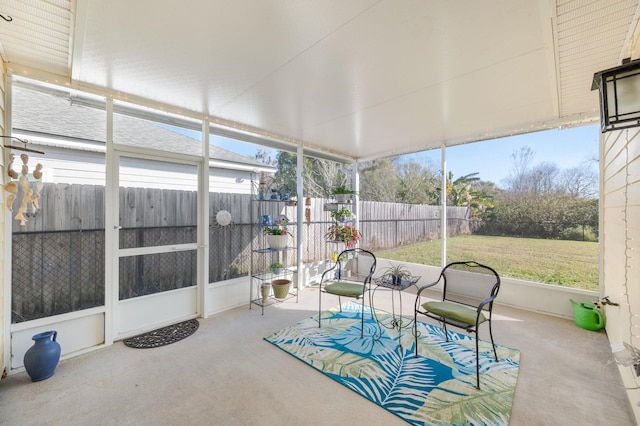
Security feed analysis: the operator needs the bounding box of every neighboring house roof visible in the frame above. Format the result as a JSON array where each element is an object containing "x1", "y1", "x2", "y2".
[{"x1": 11, "y1": 85, "x2": 273, "y2": 170}]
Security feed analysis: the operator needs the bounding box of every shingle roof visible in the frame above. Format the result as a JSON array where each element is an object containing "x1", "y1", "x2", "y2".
[{"x1": 11, "y1": 86, "x2": 268, "y2": 168}]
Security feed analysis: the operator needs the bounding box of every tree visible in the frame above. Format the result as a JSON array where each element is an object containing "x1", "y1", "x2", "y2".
[
  {"x1": 274, "y1": 151, "x2": 298, "y2": 196},
  {"x1": 304, "y1": 157, "x2": 346, "y2": 198},
  {"x1": 253, "y1": 148, "x2": 277, "y2": 166},
  {"x1": 445, "y1": 172, "x2": 495, "y2": 220},
  {"x1": 503, "y1": 146, "x2": 565, "y2": 195},
  {"x1": 477, "y1": 192, "x2": 598, "y2": 240},
  {"x1": 446, "y1": 172, "x2": 480, "y2": 206},
  {"x1": 263, "y1": 151, "x2": 348, "y2": 198},
  {"x1": 396, "y1": 161, "x2": 439, "y2": 204},
  {"x1": 359, "y1": 158, "x2": 401, "y2": 202},
  {"x1": 559, "y1": 162, "x2": 598, "y2": 198},
  {"x1": 503, "y1": 145, "x2": 599, "y2": 199},
  {"x1": 359, "y1": 157, "x2": 439, "y2": 203},
  {"x1": 503, "y1": 146, "x2": 535, "y2": 193},
  {"x1": 479, "y1": 145, "x2": 599, "y2": 239}
]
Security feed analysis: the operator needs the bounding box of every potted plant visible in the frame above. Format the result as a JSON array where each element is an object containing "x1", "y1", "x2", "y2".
[
  {"x1": 330, "y1": 207, "x2": 353, "y2": 222},
  {"x1": 382, "y1": 263, "x2": 411, "y2": 285},
  {"x1": 263, "y1": 227, "x2": 288, "y2": 249},
  {"x1": 325, "y1": 223, "x2": 361, "y2": 248},
  {"x1": 269, "y1": 262, "x2": 284, "y2": 275},
  {"x1": 332, "y1": 185, "x2": 356, "y2": 203}
]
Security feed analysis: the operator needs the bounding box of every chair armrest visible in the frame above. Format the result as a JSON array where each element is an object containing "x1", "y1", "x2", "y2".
[
  {"x1": 476, "y1": 295, "x2": 497, "y2": 315},
  {"x1": 415, "y1": 281, "x2": 440, "y2": 309},
  {"x1": 415, "y1": 281, "x2": 439, "y2": 297},
  {"x1": 320, "y1": 261, "x2": 339, "y2": 284},
  {"x1": 362, "y1": 271, "x2": 375, "y2": 285}
]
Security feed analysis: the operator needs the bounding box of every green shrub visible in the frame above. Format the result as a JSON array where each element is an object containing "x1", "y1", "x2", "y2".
[{"x1": 560, "y1": 225, "x2": 598, "y2": 242}]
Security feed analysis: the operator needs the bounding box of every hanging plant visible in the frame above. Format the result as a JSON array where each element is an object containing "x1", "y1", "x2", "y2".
[
  {"x1": 325, "y1": 223, "x2": 361, "y2": 248},
  {"x1": 331, "y1": 185, "x2": 357, "y2": 195},
  {"x1": 330, "y1": 208, "x2": 353, "y2": 222}
]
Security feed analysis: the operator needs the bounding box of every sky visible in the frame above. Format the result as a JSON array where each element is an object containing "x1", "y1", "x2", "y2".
[
  {"x1": 409, "y1": 124, "x2": 600, "y2": 187},
  {"x1": 203, "y1": 124, "x2": 600, "y2": 189}
]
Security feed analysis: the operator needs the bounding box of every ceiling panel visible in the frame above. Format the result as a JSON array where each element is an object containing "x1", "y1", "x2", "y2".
[
  {"x1": 75, "y1": 0, "x2": 380, "y2": 114},
  {"x1": 0, "y1": 0, "x2": 71, "y2": 75},
  {"x1": 215, "y1": 0, "x2": 558, "y2": 157},
  {"x1": 0, "y1": 0, "x2": 638, "y2": 160}
]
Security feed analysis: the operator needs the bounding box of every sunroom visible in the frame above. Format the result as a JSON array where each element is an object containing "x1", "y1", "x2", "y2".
[{"x1": 0, "y1": 1, "x2": 639, "y2": 424}]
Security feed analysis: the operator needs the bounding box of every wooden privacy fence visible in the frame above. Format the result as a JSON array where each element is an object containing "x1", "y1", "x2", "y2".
[
  {"x1": 11, "y1": 183, "x2": 469, "y2": 322},
  {"x1": 299, "y1": 199, "x2": 469, "y2": 262},
  {"x1": 13, "y1": 184, "x2": 469, "y2": 245}
]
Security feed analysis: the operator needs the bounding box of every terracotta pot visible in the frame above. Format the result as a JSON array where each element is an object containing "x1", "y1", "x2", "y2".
[{"x1": 272, "y1": 279, "x2": 291, "y2": 299}]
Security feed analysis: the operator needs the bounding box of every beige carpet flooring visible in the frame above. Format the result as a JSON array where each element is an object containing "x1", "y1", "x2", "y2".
[{"x1": 0, "y1": 287, "x2": 635, "y2": 425}]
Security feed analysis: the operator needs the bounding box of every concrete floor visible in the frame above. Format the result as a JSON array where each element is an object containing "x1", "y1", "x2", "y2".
[{"x1": 0, "y1": 287, "x2": 635, "y2": 425}]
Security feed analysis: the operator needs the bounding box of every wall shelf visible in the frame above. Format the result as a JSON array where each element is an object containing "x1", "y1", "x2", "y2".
[{"x1": 249, "y1": 173, "x2": 298, "y2": 314}]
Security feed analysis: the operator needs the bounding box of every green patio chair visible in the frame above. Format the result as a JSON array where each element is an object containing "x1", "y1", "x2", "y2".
[
  {"x1": 414, "y1": 261, "x2": 501, "y2": 389},
  {"x1": 318, "y1": 248, "x2": 377, "y2": 338}
]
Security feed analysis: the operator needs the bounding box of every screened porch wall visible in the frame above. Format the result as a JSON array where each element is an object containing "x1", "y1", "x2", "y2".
[{"x1": 11, "y1": 181, "x2": 471, "y2": 322}]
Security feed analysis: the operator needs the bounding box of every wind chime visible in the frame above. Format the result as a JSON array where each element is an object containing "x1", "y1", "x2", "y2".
[
  {"x1": 2, "y1": 136, "x2": 45, "y2": 226},
  {"x1": 305, "y1": 196, "x2": 311, "y2": 225}
]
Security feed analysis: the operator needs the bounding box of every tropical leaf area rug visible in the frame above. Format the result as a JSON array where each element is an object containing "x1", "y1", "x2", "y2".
[{"x1": 264, "y1": 302, "x2": 520, "y2": 426}]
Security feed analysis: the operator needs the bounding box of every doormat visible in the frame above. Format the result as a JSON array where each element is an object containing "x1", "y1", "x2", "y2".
[{"x1": 123, "y1": 319, "x2": 199, "y2": 349}]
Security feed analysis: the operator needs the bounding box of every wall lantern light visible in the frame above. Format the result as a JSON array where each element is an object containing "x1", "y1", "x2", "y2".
[{"x1": 592, "y1": 58, "x2": 640, "y2": 132}]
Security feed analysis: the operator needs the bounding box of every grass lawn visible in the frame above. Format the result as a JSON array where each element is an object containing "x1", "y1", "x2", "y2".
[{"x1": 376, "y1": 235, "x2": 598, "y2": 291}]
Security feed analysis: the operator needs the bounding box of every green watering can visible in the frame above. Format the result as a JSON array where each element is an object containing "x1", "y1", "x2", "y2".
[{"x1": 570, "y1": 299, "x2": 605, "y2": 331}]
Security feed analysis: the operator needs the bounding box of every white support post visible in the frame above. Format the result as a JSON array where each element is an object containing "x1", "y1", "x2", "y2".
[
  {"x1": 2, "y1": 77, "x2": 13, "y2": 371},
  {"x1": 104, "y1": 98, "x2": 116, "y2": 345},
  {"x1": 351, "y1": 160, "x2": 359, "y2": 246},
  {"x1": 296, "y1": 146, "x2": 304, "y2": 290},
  {"x1": 441, "y1": 144, "x2": 447, "y2": 268},
  {"x1": 199, "y1": 121, "x2": 210, "y2": 317}
]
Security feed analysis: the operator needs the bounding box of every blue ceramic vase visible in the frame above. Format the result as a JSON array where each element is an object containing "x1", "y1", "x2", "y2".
[{"x1": 23, "y1": 330, "x2": 61, "y2": 382}]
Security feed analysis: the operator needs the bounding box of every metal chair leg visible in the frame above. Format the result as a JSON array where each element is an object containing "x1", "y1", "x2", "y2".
[
  {"x1": 360, "y1": 299, "x2": 365, "y2": 338},
  {"x1": 489, "y1": 321, "x2": 499, "y2": 362},
  {"x1": 414, "y1": 313, "x2": 419, "y2": 358},
  {"x1": 318, "y1": 285, "x2": 322, "y2": 328},
  {"x1": 475, "y1": 334, "x2": 480, "y2": 389}
]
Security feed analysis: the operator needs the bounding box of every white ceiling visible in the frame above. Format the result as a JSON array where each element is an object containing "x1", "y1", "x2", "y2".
[{"x1": 0, "y1": 0, "x2": 638, "y2": 160}]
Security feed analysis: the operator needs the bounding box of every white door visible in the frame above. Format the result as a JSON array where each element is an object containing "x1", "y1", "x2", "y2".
[{"x1": 113, "y1": 154, "x2": 200, "y2": 338}]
